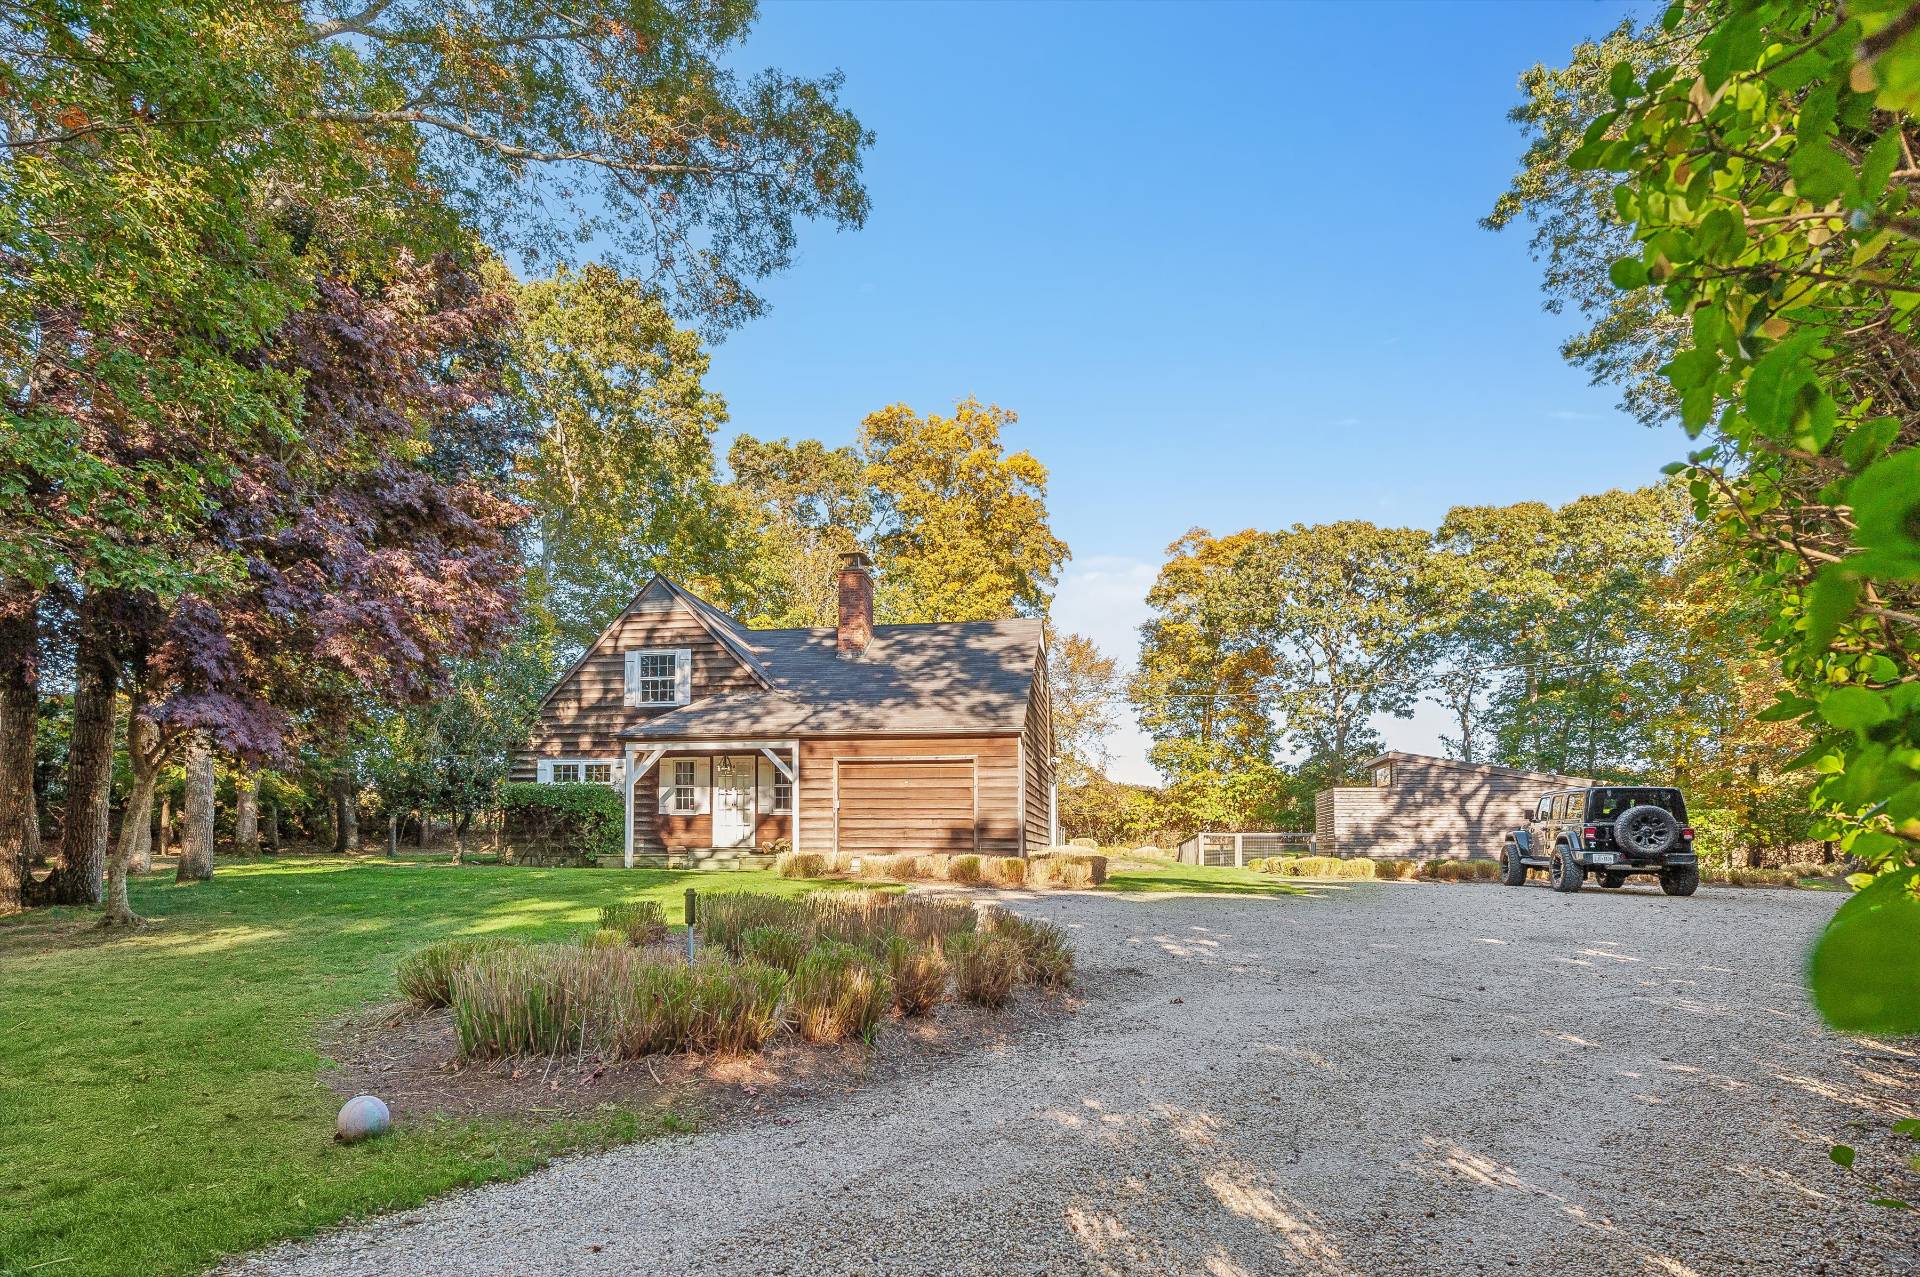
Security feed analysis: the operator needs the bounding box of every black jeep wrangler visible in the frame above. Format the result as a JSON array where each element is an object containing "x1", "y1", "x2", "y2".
[{"x1": 1500, "y1": 786, "x2": 1698, "y2": 896}]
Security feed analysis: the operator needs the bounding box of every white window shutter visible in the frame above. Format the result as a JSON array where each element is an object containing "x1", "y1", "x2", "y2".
[
  {"x1": 692, "y1": 757, "x2": 711, "y2": 814},
  {"x1": 756, "y1": 756, "x2": 775, "y2": 812},
  {"x1": 624, "y1": 651, "x2": 641, "y2": 706},
  {"x1": 658, "y1": 759, "x2": 674, "y2": 813},
  {"x1": 536, "y1": 759, "x2": 552, "y2": 783},
  {"x1": 673, "y1": 649, "x2": 693, "y2": 705},
  {"x1": 610, "y1": 758, "x2": 626, "y2": 788}
]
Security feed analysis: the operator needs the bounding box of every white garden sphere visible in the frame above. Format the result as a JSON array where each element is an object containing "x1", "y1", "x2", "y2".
[{"x1": 335, "y1": 1094, "x2": 392, "y2": 1144}]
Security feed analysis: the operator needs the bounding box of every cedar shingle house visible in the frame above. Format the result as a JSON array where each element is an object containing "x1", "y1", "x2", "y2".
[
  {"x1": 1314, "y1": 751, "x2": 1592, "y2": 860},
  {"x1": 515, "y1": 553, "x2": 1055, "y2": 866}
]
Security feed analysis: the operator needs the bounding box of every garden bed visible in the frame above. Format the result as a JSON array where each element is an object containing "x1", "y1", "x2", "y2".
[{"x1": 339, "y1": 890, "x2": 1078, "y2": 1126}]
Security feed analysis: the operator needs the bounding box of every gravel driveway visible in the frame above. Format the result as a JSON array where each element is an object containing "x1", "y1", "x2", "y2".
[{"x1": 229, "y1": 881, "x2": 1918, "y2": 1277}]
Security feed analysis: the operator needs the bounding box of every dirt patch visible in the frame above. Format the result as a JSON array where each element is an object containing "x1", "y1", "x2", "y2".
[{"x1": 321, "y1": 986, "x2": 1074, "y2": 1130}]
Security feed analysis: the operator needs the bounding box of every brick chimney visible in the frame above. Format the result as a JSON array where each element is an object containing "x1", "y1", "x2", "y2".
[{"x1": 836, "y1": 550, "x2": 874, "y2": 658}]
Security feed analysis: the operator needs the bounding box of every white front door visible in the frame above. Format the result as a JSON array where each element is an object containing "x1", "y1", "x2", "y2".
[{"x1": 712, "y1": 755, "x2": 756, "y2": 848}]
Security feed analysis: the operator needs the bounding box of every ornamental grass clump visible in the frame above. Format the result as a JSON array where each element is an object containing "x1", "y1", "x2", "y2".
[
  {"x1": 582, "y1": 928, "x2": 629, "y2": 951},
  {"x1": 788, "y1": 941, "x2": 892, "y2": 1042},
  {"x1": 890, "y1": 895, "x2": 977, "y2": 942},
  {"x1": 601, "y1": 959, "x2": 789, "y2": 1056},
  {"x1": 450, "y1": 943, "x2": 615, "y2": 1058},
  {"x1": 600, "y1": 899, "x2": 667, "y2": 945},
  {"x1": 983, "y1": 855, "x2": 1028, "y2": 888},
  {"x1": 945, "y1": 932, "x2": 1021, "y2": 1008},
  {"x1": 884, "y1": 935, "x2": 950, "y2": 1016},
  {"x1": 698, "y1": 892, "x2": 808, "y2": 956},
  {"x1": 396, "y1": 937, "x2": 525, "y2": 1009},
  {"x1": 982, "y1": 908, "x2": 1074, "y2": 990},
  {"x1": 740, "y1": 924, "x2": 810, "y2": 974},
  {"x1": 948, "y1": 854, "x2": 984, "y2": 885},
  {"x1": 1421, "y1": 859, "x2": 1501, "y2": 883},
  {"x1": 776, "y1": 851, "x2": 829, "y2": 878},
  {"x1": 1370, "y1": 858, "x2": 1419, "y2": 881}
]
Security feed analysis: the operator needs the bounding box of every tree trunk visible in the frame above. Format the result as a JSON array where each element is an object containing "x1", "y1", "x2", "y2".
[
  {"x1": 0, "y1": 589, "x2": 37, "y2": 914},
  {"x1": 126, "y1": 786, "x2": 153, "y2": 875},
  {"x1": 265, "y1": 802, "x2": 279, "y2": 852},
  {"x1": 156, "y1": 793, "x2": 172, "y2": 852},
  {"x1": 387, "y1": 811, "x2": 398, "y2": 859},
  {"x1": 451, "y1": 810, "x2": 467, "y2": 865},
  {"x1": 416, "y1": 809, "x2": 428, "y2": 848},
  {"x1": 105, "y1": 713, "x2": 160, "y2": 926},
  {"x1": 176, "y1": 732, "x2": 215, "y2": 882},
  {"x1": 50, "y1": 608, "x2": 118, "y2": 904},
  {"x1": 234, "y1": 773, "x2": 259, "y2": 856},
  {"x1": 330, "y1": 772, "x2": 359, "y2": 853}
]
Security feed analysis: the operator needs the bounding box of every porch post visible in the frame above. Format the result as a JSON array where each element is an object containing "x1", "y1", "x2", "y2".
[
  {"x1": 790, "y1": 744, "x2": 801, "y2": 855},
  {"x1": 623, "y1": 744, "x2": 636, "y2": 869}
]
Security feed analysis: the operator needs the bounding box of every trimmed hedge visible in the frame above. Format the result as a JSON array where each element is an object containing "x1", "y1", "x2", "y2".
[{"x1": 500, "y1": 781, "x2": 624, "y2": 867}]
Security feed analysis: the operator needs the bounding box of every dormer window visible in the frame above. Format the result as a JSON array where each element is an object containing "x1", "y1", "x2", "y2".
[
  {"x1": 625, "y1": 648, "x2": 692, "y2": 707},
  {"x1": 1373, "y1": 763, "x2": 1393, "y2": 788}
]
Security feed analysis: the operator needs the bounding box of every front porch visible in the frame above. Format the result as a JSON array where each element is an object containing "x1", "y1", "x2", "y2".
[{"x1": 618, "y1": 738, "x2": 799, "y2": 869}]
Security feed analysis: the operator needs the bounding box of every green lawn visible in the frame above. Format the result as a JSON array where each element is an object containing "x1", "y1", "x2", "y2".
[
  {"x1": 0, "y1": 857, "x2": 853, "y2": 1277},
  {"x1": 1098, "y1": 859, "x2": 1310, "y2": 897}
]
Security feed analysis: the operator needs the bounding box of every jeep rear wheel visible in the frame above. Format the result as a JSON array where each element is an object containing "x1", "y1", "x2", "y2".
[
  {"x1": 1500, "y1": 843, "x2": 1527, "y2": 886},
  {"x1": 1550, "y1": 847, "x2": 1585, "y2": 893},
  {"x1": 1659, "y1": 865, "x2": 1699, "y2": 897}
]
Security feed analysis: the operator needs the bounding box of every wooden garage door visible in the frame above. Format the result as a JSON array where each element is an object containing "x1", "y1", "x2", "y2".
[{"x1": 835, "y1": 758, "x2": 977, "y2": 855}]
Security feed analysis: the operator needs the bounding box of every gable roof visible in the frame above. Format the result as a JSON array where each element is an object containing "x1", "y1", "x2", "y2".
[
  {"x1": 1366, "y1": 751, "x2": 1593, "y2": 787},
  {"x1": 619, "y1": 608, "x2": 1045, "y2": 740}
]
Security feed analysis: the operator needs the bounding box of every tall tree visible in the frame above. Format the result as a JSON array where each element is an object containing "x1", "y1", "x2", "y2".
[
  {"x1": 860, "y1": 400, "x2": 1070, "y2": 624},
  {"x1": 298, "y1": 0, "x2": 873, "y2": 331},
  {"x1": 176, "y1": 734, "x2": 214, "y2": 884},
  {"x1": 1049, "y1": 634, "x2": 1122, "y2": 788},
  {"x1": 512, "y1": 265, "x2": 739, "y2": 651},
  {"x1": 1133, "y1": 530, "x2": 1291, "y2": 832},
  {"x1": 727, "y1": 436, "x2": 873, "y2": 627},
  {"x1": 1216, "y1": 521, "x2": 1434, "y2": 787},
  {"x1": 0, "y1": 594, "x2": 36, "y2": 913}
]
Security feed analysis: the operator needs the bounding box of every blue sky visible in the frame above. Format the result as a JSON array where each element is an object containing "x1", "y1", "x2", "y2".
[{"x1": 703, "y1": 0, "x2": 1676, "y2": 781}]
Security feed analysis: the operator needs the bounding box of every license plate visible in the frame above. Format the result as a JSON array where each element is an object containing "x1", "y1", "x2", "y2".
[{"x1": 1589, "y1": 852, "x2": 1618, "y2": 864}]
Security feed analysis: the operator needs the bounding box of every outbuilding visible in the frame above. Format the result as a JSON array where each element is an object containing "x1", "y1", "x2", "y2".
[{"x1": 1313, "y1": 751, "x2": 1592, "y2": 861}]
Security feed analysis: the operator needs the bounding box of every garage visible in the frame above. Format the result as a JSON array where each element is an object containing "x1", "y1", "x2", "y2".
[{"x1": 834, "y1": 757, "x2": 977, "y2": 855}]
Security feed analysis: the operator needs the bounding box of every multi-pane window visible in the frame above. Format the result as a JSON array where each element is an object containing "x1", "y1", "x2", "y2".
[
  {"x1": 551, "y1": 762, "x2": 580, "y2": 784},
  {"x1": 669, "y1": 760, "x2": 698, "y2": 814},
  {"x1": 634, "y1": 652, "x2": 678, "y2": 705},
  {"x1": 583, "y1": 762, "x2": 612, "y2": 784},
  {"x1": 772, "y1": 772, "x2": 793, "y2": 813}
]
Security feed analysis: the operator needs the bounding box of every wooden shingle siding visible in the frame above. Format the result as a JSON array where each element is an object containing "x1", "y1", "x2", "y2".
[
  {"x1": 797, "y1": 736, "x2": 1022, "y2": 857},
  {"x1": 1318, "y1": 753, "x2": 1591, "y2": 860},
  {"x1": 513, "y1": 589, "x2": 758, "y2": 781},
  {"x1": 1019, "y1": 655, "x2": 1053, "y2": 853}
]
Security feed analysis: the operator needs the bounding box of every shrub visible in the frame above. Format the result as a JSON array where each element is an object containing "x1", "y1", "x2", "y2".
[
  {"x1": 499, "y1": 781, "x2": 624, "y2": 867},
  {"x1": 1040, "y1": 858, "x2": 1094, "y2": 889},
  {"x1": 397, "y1": 937, "x2": 524, "y2": 1008},
  {"x1": 983, "y1": 908, "x2": 1074, "y2": 990},
  {"x1": 884, "y1": 936, "x2": 949, "y2": 1016},
  {"x1": 777, "y1": 851, "x2": 829, "y2": 879},
  {"x1": 948, "y1": 855, "x2": 984, "y2": 885},
  {"x1": 945, "y1": 932, "x2": 1021, "y2": 1008},
  {"x1": 740, "y1": 925, "x2": 810, "y2": 974},
  {"x1": 983, "y1": 855, "x2": 1028, "y2": 888},
  {"x1": 1422, "y1": 859, "x2": 1501, "y2": 883},
  {"x1": 1370, "y1": 858, "x2": 1419, "y2": 881},
  {"x1": 1262, "y1": 855, "x2": 1375, "y2": 880},
  {"x1": 789, "y1": 941, "x2": 892, "y2": 1042},
  {"x1": 1030, "y1": 853, "x2": 1105, "y2": 888},
  {"x1": 698, "y1": 893, "x2": 808, "y2": 956},
  {"x1": 600, "y1": 899, "x2": 667, "y2": 946},
  {"x1": 583, "y1": 928, "x2": 629, "y2": 951}
]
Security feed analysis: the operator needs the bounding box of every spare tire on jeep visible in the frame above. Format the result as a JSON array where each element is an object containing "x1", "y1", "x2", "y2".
[{"x1": 1614, "y1": 804, "x2": 1680, "y2": 855}]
